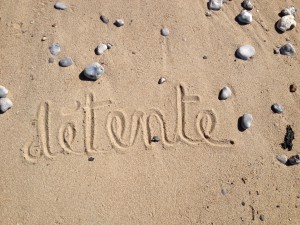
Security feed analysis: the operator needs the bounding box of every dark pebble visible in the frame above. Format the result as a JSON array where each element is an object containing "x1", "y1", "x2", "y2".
[
  {"x1": 88, "y1": 157, "x2": 95, "y2": 161},
  {"x1": 259, "y1": 214, "x2": 265, "y2": 221},
  {"x1": 203, "y1": 55, "x2": 208, "y2": 59},
  {"x1": 100, "y1": 15, "x2": 109, "y2": 24},
  {"x1": 290, "y1": 83, "x2": 297, "y2": 92},
  {"x1": 151, "y1": 136, "x2": 160, "y2": 142}
]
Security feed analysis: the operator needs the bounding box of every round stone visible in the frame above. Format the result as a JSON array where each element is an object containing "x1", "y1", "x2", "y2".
[
  {"x1": 290, "y1": 83, "x2": 297, "y2": 92},
  {"x1": 59, "y1": 57, "x2": 73, "y2": 67},
  {"x1": 0, "y1": 98, "x2": 13, "y2": 113},
  {"x1": 276, "y1": 15, "x2": 296, "y2": 32},
  {"x1": 280, "y1": 43, "x2": 296, "y2": 56},
  {"x1": 49, "y1": 43, "x2": 61, "y2": 55},
  {"x1": 219, "y1": 87, "x2": 232, "y2": 100},
  {"x1": 161, "y1": 27, "x2": 170, "y2": 36},
  {"x1": 236, "y1": 45, "x2": 255, "y2": 60},
  {"x1": 114, "y1": 19, "x2": 124, "y2": 27},
  {"x1": 95, "y1": 44, "x2": 108, "y2": 55},
  {"x1": 242, "y1": 0, "x2": 253, "y2": 10},
  {"x1": 54, "y1": 2, "x2": 67, "y2": 10},
  {"x1": 271, "y1": 103, "x2": 284, "y2": 114},
  {"x1": 237, "y1": 10, "x2": 252, "y2": 24},
  {"x1": 276, "y1": 155, "x2": 288, "y2": 164},
  {"x1": 83, "y1": 63, "x2": 105, "y2": 81},
  {"x1": 158, "y1": 77, "x2": 166, "y2": 84},
  {"x1": 240, "y1": 113, "x2": 253, "y2": 130},
  {"x1": 100, "y1": 15, "x2": 109, "y2": 24},
  {"x1": 0, "y1": 86, "x2": 8, "y2": 98},
  {"x1": 208, "y1": 0, "x2": 223, "y2": 10}
]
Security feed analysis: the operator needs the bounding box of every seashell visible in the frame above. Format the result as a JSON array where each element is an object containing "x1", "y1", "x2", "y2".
[
  {"x1": 236, "y1": 45, "x2": 255, "y2": 60},
  {"x1": 83, "y1": 63, "x2": 105, "y2": 81},
  {"x1": 0, "y1": 98, "x2": 13, "y2": 113},
  {"x1": 49, "y1": 43, "x2": 61, "y2": 55},
  {"x1": 219, "y1": 87, "x2": 232, "y2": 100},
  {"x1": 59, "y1": 57, "x2": 73, "y2": 67},
  {"x1": 0, "y1": 86, "x2": 8, "y2": 98},
  {"x1": 276, "y1": 15, "x2": 296, "y2": 32}
]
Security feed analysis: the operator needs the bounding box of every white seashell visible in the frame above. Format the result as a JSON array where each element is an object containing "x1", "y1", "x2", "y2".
[{"x1": 236, "y1": 45, "x2": 255, "y2": 60}]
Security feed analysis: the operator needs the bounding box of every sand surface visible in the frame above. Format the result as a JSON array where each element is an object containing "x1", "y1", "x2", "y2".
[{"x1": 0, "y1": 0, "x2": 300, "y2": 224}]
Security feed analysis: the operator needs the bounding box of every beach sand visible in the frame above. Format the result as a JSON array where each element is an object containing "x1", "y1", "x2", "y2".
[{"x1": 0, "y1": 0, "x2": 299, "y2": 224}]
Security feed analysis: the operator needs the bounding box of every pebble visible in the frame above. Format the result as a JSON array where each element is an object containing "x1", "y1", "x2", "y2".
[
  {"x1": 151, "y1": 136, "x2": 160, "y2": 142},
  {"x1": 276, "y1": 15, "x2": 296, "y2": 32},
  {"x1": 95, "y1": 44, "x2": 108, "y2": 55},
  {"x1": 242, "y1": 0, "x2": 253, "y2": 10},
  {"x1": 287, "y1": 154, "x2": 300, "y2": 165},
  {"x1": 279, "y1": 43, "x2": 296, "y2": 56},
  {"x1": 240, "y1": 113, "x2": 253, "y2": 130},
  {"x1": 205, "y1": 11, "x2": 212, "y2": 17},
  {"x1": 290, "y1": 83, "x2": 297, "y2": 92},
  {"x1": 271, "y1": 103, "x2": 284, "y2": 114},
  {"x1": 0, "y1": 98, "x2": 13, "y2": 113},
  {"x1": 106, "y1": 43, "x2": 113, "y2": 49},
  {"x1": 208, "y1": 0, "x2": 223, "y2": 10},
  {"x1": 49, "y1": 43, "x2": 61, "y2": 55},
  {"x1": 100, "y1": 15, "x2": 109, "y2": 24},
  {"x1": 83, "y1": 63, "x2": 105, "y2": 80},
  {"x1": 281, "y1": 6, "x2": 297, "y2": 17},
  {"x1": 158, "y1": 77, "x2": 166, "y2": 84},
  {"x1": 237, "y1": 10, "x2": 252, "y2": 24},
  {"x1": 114, "y1": 19, "x2": 124, "y2": 27},
  {"x1": 59, "y1": 57, "x2": 73, "y2": 67},
  {"x1": 273, "y1": 48, "x2": 280, "y2": 54},
  {"x1": 41, "y1": 36, "x2": 47, "y2": 41},
  {"x1": 49, "y1": 57, "x2": 55, "y2": 63},
  {"x1": 54, "y1": 2, "x2": 68, "y2": 10},
  {"x1": 276, "y1": 155, "x2": 288, "y2": 164},
  {"x1": 219, "y1": 87, "x2": 232, "y2": 100},
  {"x1": 161, "y1": 27, "x2": 170, "y2": 36},
  {"x1": 0, "y1": 86, "x2": 8, "y2": 98},
  {"x1": 88, "y1": 157, "x2": 95, "y2": 162},
  {"x1": 236, "y1": 45, "x2": 255, "y2": 60},
  {"x1": 203, "y1": 55, "x2": 208, "y2": 59},
  {"x1": 259, "y1": 214, "x2": 265, "y2": 222}
]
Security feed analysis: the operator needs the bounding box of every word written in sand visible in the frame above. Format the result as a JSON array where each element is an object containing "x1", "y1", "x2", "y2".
[{"x1": 22, "y1": 84, "x2": 234, "y2": 163}]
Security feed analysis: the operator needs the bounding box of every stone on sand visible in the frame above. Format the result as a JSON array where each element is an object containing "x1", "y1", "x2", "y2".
[
  {"x1": 0, "y1": 98, "x2": 13, "y2": 113},
  {"x1": 83, "y1": 63, "x2": 105, "y2": 81},
  {"x1": 240, "y1": 113, "x2": 253, "y2": 130},
  {"x1": 236, "y1": 45, "x2": 255, "y2": 60},
  {"x1": 276, "y1": 15, "x2": 296, "y2": 32},
  {"x1": 0, "y1": 86, "x2": 8, "y2": 98}
]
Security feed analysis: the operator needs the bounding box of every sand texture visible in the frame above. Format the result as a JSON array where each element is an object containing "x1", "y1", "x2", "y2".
[{"x1": 0, "y1": 0, "x2": 300, "y2": 224}]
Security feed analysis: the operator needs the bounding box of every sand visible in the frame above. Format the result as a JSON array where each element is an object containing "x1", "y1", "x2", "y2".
[{"x1": 0, "y1": 0, "x2": 300, "y2": 224}]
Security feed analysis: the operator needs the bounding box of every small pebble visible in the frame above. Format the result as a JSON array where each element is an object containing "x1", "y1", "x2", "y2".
[
  {"x1": 242, "y1": 0, "x2": 253, "y2": 10},
  {"x1": 287, "y1": 154, "x2": 300, "y2": 165},
  {"x1": 0, "y1": 98, "x2": 13, "y2": 113},
  {"x1": 88, "y1": 157, "x2": 95, "y2": 161},
  {"x1": 281, "y1": 6, "x2": 297, "y2": 17},
  {"x1": 276, "y1": 15, "x2": 296, "y2": 32},
  {"x1": 161, "y1": 27, "x2": 170, "y2": 36},
  {"x1": 237, "y1": 10, "x2": 252, "y2": 24},
  {"x1": 290, "y1": 83, "x2": 297, "y2": 92},
  {"x1": 49, "y1": 57, "x2": 55, "y2": 63},
  {"x1": 106, "y1": 43, "x2": 113, "y2": 49},
  {"x1": 100, "y1": 15, "x2": 109, "y2": 24},
  {"x1": 83, "y1": 63, "x2": 105, "y2": 80},
  {"x1": 158, "y1": 77, "x2": 166, "y2": 84},
  {"x1": 219, "y1": 87, "x2": 232, "y2": 100},
  {"x1": 49, "y1": 43, "x2": 61, "y2": 55},
  {"x1": 236, "y1": 45, "x2": 255, "y2": 60},
  {"x1": 52, "y1": 23, "x2": 57, "y2": 28},
  {"x1": 203, "y1": 55, "x2": 208, "y2": 59},
  {"x1": 240, "y1": 113, "x2": 253, "y2": 130},
  {"x1": 0, "y1": 86, "x2": 8, "y2": 98},
  {"x1": 273, "y1": 48, "x2": 280, "y2": 54},
  {"x1": 114, "y1": 19, "x2": 124, "y2": 27},
  {"x1": 205, "y1": 11, "x2": 212, "y2": 17},
  {"x1": 279, "y1": 43, "x2": 296, "y2": 56},
  {"x1": 271, "y1": 103, "x2": 284, "y2": 114},
  {"x1": 259, "y1": 214, "x2": 265, "y2": 221},
  {"x1": 59, "y1": 57, "x2": 73, "y2": 67},
  {"x1": 276, "y1": 155, "x2": 288, "y2": 164},
  {"x1": 95, "y1": 44, "x2": 108, "y2": 55},
  {"x1": 54, "y1": 2, "x2": 68, "y2": 10},
  {"x1": 208, "y1": 0, "x2": 223, "y2": 10},
  {"x1": 41, "y1": 36, "x2": 47, "y2": 41},
  {"x1": 151, "y1": 136, "x2": 160, "y2": 142}
]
